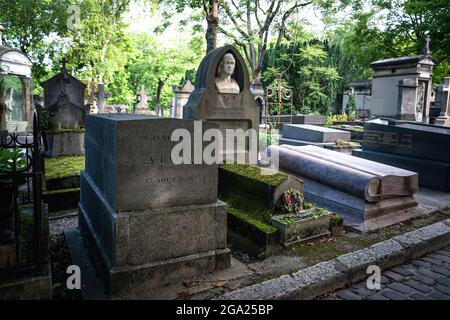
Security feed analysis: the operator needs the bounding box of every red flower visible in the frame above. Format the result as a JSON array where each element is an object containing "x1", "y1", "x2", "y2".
[{"x1": 283, "y1": 194, "x2": 292, "y2": 205}]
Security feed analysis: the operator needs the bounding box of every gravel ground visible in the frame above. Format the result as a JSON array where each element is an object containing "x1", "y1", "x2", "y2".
[{"x1": 49, "y1": 214, "x2": 82, "y2": 300}]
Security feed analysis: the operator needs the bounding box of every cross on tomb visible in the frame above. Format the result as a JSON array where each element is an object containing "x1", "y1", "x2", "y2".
[
  {"x1": 59, "y1": 57, "x2": 71, "y2": 95},
  {"x1": 423, "y1": 35, "x2": 431, "y2": 55},
  {"x1": 137, "y1": 85, "x2": 148, "y2": 107},
  {"x1": 91, "y1": 83, "x2": 112, "y2": 113}
]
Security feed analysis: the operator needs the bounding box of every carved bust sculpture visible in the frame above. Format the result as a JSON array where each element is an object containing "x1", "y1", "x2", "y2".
[{"x1": 215, "y1": 53, "x2": 240, "y2": 94}]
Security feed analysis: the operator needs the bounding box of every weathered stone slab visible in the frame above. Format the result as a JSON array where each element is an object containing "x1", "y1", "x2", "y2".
[
  {"x1": 85, "y1": 114, "x2": 219, "y2": 211},
  {"x1": 80, "y1": 205, "x2": 230, "y2": 299},
  {"x1": 291, "y1": 115, "x2": 327, "y2": 125},
  {"x1": 80, "y1": 172, "x2": 227, "y2": 267},
  {"x1": 282, "y1": 124, "x2": 351, "y2": 143},
  {"x1": 287, "y1": 173, "x2": 419, "y2": 232},
  {"x1": 272, "y1": 145, "x2": 417, "y2": 202},
  {"x1": 363, "y1": 119, "x2": 450, "y2": 163},
  {"x1": 45, "y1": 132, "x2": 85, "y2": 157},
  {"x1": 353, "y1": 148, "x2": 450, "y2": 191}
]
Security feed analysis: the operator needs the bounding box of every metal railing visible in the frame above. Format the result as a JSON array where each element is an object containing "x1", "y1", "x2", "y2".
[{"x1": 0, "y1": 112, "x2": 44, "y2": 278}]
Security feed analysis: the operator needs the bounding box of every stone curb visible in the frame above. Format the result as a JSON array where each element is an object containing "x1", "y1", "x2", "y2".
[{"x1": 219, "y1": 218, "x2": 450, "y2": 300}]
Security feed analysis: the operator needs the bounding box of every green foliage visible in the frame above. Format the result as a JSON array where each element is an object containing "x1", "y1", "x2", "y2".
[
  {"x1": 127, "y1": 33, "x2": 204, "y2": 112},
  {"x1": 346, "y1": 93, "x2": 356, "y2": 117},
  {"x1": 328, "y1": 0, "x2": 450, "y2": 84},
  {"x1": 324, "y1": 114, "x2": 355, "y2": 126},
  {"x1": 0, "y1": 148, "x2": 27, "y2": 172},
  {"x1": 262, "y1": 29, "x2": 357, "y2": 115}
]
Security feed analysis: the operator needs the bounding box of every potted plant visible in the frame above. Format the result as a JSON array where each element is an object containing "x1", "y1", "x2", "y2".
[
  {"x1": 270, "y1": 189, "x2": 332, "y2": 246},
  {"x1": 329, "y1": 213, "x2": 344, "y2": 236}
]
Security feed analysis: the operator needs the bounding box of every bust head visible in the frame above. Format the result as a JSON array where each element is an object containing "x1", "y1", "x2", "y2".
[{"x1": 215, "y1": 53, "x2": 240, "y2": 94}]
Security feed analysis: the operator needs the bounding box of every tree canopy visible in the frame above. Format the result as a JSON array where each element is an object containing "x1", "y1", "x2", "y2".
[{"x1": 0, "y1": 0, "x2": 449, "y2": 114}]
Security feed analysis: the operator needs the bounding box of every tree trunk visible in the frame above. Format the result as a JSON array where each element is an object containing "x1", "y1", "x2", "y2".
[
  {"x1": 156, "y1": 79, "x2": 165, "y2": 116},
  {"x1": 206, "y1": 0, "x2": 219, "y2": 53}
]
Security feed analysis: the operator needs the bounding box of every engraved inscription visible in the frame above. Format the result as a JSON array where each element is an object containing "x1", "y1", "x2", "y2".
[
  {"x1": 138, "y1": 135, "x2": 172, "y2": 141},
  {"x1": 143, "y1": 155, "x2": 172, "y2": 165},
  {"x1": 399, "y1": 133, "x2": 413, "y2": 148},
  {"x1": 379, "y1": 132, "x2": 398, "y2": 146},
  {"x1": 145, "y1": 176, "x2": 194, "y2": 184},
  {"x1": 364, "y1": 131, "x2": 379, "y2": 144}
]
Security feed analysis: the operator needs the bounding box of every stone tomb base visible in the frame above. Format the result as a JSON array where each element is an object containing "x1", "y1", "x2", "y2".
[
  {"x1": 283, "y1": 173, "x2": 430, "y2": 233},
  {"x1": 353, "y1": 149, "x2": 450, "y2": 192},
  {"x1": 45, "y1": 131, "x2": 85, "y2": 157},
  {"x1": 78, "y1": 172, "x2": 230, "y2": 299}
]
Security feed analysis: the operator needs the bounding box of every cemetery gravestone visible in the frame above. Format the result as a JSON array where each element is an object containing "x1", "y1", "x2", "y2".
[
  {"x1": 0, "y1": 38, "x2": 34, "y2": 133},
  {"x1": 91, "y1": 84, "x2": 111, "y2": 114},
  {"x1": 369, "y1": 41, "x2": 436, "y2": 123},
  {"x1": 184, "y1": 45, "x2": 260, "y2": 161},
  {"x1": 280, "y1": 124, "x2": 351, "y2": 148},
  {"x1": 135, "y1": 85, "x2": 154, "y2": 115},
  {"x1": 291, "y1": 115, "x2": 327, "y2": 125},
  {"x1": 79, "y1": 114, "x2": 230, "y2": 298},
  {"x1": 41, "y1": 61, "x2": 87, "y2": 157},
  {"x1": 353, "y1": 119, "x2": 450, "y2": 191},
  {"x1": 435, "y1": 78, "x2": 450, "y2": 127},
  {"x1": 272, "y1": 144, "x2": 421, "y2": 232},
  {"x1": 171, "y1": 80, "x2": 194, "y2": 119}
]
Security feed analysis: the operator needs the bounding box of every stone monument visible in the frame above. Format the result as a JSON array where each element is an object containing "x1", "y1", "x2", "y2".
[
  {"x1": 0, "y1": 29, "x2": 34, "y2": 133},
  {"x1": 79, "y1": 114, "x2": 230, "y2": 298},
  {"x1": 354, "y1": 118, "x2": 450, "y2": 191},
  {"x1": 41, "y1": 59, "x2": 88, "y2": 157},
  {"x1": 184, "y1": 46, "x2": 260, "y2": 161},
  {"x1": 91, "y1": 83, "x2": 111, "y2": 114},
  {"x1": 134, "y1": 85, "x2": 154, "y2": 115},
  {"x1": 435, "y1": 77, "x2": 450, "y2": 127},
  {"x1": 171, "y1": 80, "x2": 194, "y2": 119},
  {"x1": 369, "y1": 37, "x2": 436, "y2": 123},
  {"x1": 272, "y1": 144, "x2": 422, "y2": 232}
]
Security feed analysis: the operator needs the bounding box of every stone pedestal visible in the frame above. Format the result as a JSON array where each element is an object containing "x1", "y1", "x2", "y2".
[
  {"x1": 396, "y1": 79, "x2": 417, "y2": 121},
  {"x1": 172, "y1": 80, "x2": 194, "y2": 119},
  {"x1": 79, "y1": 114, "x2": 230, "y2": 298},
  {"x1": 435, "y1": 78, "x2": 450, "y2": 127}
]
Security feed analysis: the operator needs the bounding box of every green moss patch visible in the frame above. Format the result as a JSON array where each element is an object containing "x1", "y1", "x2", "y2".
[
  {"x1": 284, "y1": 209, "x2": 450, "y2": 267},
  {"x1": 44, "y1": 187, "x2": 80, "y2": 195},
  {"x1": 220, "y1": 190, "x2": 277, "y2": 233},
  {"x1": 228, "y1": 208, "x2": 277, "y2": 234},
  {"x1": 219, "y1": 164, "x2": 287, "y2": 187},
  {"x1": 45, "y1": 155, "x2": 85, "y2": 180}
]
